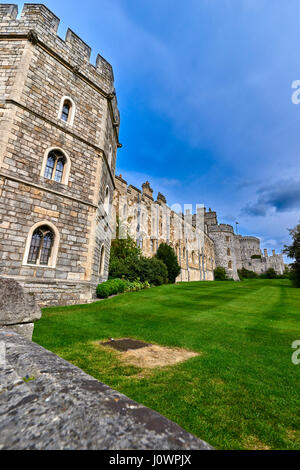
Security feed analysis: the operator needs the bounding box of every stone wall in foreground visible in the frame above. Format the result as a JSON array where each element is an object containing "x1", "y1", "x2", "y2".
[{"x1": 0, "y1": 329, "x2": 213, "y2": 450}]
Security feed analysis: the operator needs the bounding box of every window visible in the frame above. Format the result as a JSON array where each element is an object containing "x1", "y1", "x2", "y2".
[
  {"x1": 108, "y1": 144, "x2": 113, "y2": 167},
  {"x1": 152, "y1": 217, "x2": 155, "y2": 234},
  {"x1": 61, "y1": 100, "x2": 71, "y2": 122},
  {"x1": 27, "y1": 225, "x2": 54, "y2": 266},
  {"x1": 104, "y1": 186, "x2": 110, "y2": 214},
  {"x1": 227, "y1": 248, "x2": 231, "y2": 256},
  {"x1": 228, "y1": 261, "x2": 232, "y2": 269},
  {"x1": 99, "y1": 244, "x2": 105, "y2": 276},
  {"x1": 226, "y1": 236, "x2": 230, "y2": 242},
  {"x1": 44, "y1": 149, "x2": 67, "y2": 183},
  {"x1": 151, "y1": 239, "x2": 157, "y2": 253},
  {"x1": 58, "y1": 96, "x2": 75, "y2": 126}
]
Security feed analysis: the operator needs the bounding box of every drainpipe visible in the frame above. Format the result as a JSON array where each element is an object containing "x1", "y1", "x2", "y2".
[
  {"x1": 186, "y1": 238, "x2": 190, "y2": 282},
  {"x1": 197, "y1": 236, "x2": 202, "y2": 281}
]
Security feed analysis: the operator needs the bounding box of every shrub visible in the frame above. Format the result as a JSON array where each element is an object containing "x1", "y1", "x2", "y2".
[
  {"x1": 96, "y1": 278, "x2": 127, "y2": 298},
  {"x1": 260, "y1": 268, "x2": 277, "y2": 279},
  {"x1": 96, "y1": 278, "x2": 152, "y2": 299},
  {"x1": 124, "y1": 280, "x2": 144, "y2": 292},
  {"x1": 214, "y1": 267, "x2": 227, "y2": 280},
  {"x1": 96, "y1": 282, "x2": 111, "y2": 299},
  {"x1": 155, "y1": 243, "x2": 181, "y2": 283},
  {"x1": 109, "y1": 258, "x2": 131, "y2": 280},
  {"x1": 142, "y1": 280, "x2": 151, "y2": 289},
  {"x1": 238, "y1": 268, "x2": 258, "y2": 279}
]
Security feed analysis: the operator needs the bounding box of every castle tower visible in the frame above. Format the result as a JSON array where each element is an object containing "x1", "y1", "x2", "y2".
[
  {"x1": 207, "y1": 223, "x2": 240, "y2": 280},
  {"x1": 0, "y1": 4, "x2": 121, "y2": 305}
]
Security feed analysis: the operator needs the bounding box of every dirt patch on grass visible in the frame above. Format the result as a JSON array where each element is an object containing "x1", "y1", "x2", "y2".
[
  {"x1": 243, "y1": 435, "x2": 271, "y2": 450},
  {"x1": 100, "y1": 338, "x2": 151, "y2": 352},
  {"x1": 286, "y1": 429, "x2": 300, "y2": 441},
  {"x1": 95, "y1": 338, "x2": 199, "y2": 368},
  {"x1": 210, "y1": 378, "x2": 225, "y2": 386},
  {"x1": 120, "y1": 344, "x2": 199, "y2": 368}
]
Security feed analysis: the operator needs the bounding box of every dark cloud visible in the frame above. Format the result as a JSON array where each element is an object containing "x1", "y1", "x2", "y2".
[{"x1": 241, "y1": 179, "x2": 300, "y2": 217}]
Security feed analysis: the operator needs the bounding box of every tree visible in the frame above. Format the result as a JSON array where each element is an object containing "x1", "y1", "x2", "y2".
[
  {"x1": 155, "y1": 243, "x2": 181, "y2": 283},
  {"x1": 283, "y1": 222, "x2": 300, "y2": 287},
  {"x1": 109, "y1": 236, "x2": 141, "y2": 261}
]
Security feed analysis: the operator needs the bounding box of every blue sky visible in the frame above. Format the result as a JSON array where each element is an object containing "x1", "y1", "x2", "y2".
[{"x1": 12, "y1": 0, "x2": 300, "y2": 259}]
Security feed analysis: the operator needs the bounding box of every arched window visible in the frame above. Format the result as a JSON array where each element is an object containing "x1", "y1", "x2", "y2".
[
  {"x1": 44, "y1": 149, "x2": 68, "y2": 183},
  {"x1": 58, "y1": 96, "x2": 75, "y2": 125},
  {"x1": 228, "y1": 260, "x2": 232, "y2": 269},
  {"x1": 99, "y1": 244, "x2": 105, "y2": 276},
  {"x1": 104, "y1": 186, "x2": 110, "y2": 214},
  {"x1": 27, "y1": 225, "x2": 54, "y2": 266},
  {"x1": 61, "y1": 100, "x2": 71, "y2": 122}
]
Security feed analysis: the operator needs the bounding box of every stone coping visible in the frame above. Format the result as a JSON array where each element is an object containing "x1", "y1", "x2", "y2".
[{"x1": 0, "y1": 330, "x2": 213, "y2": 450}]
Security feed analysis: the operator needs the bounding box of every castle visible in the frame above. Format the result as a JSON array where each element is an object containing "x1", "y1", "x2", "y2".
[
  {"x1": 0, "y1": 4, "x2": 284, "y2": 306},
  {"x1": 113, "y1": 176, "x2": 285, "y2": 283}
]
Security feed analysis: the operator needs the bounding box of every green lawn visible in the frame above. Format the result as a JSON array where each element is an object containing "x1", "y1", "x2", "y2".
[{"x1": 33, "y1": 279, "x2": 300, "y2": 450}]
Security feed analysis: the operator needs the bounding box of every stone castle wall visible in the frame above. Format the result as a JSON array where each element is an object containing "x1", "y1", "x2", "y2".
[
  {"x1": 113, "y1": 176, "x2": 215, "y2": 282},
  {"x1": 0, "y1": 4, "x2": 120, "y2": 305}
]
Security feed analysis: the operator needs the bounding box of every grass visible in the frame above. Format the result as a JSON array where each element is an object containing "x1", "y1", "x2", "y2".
[{"x1": 33, "y1": 279, "x2": 300, "y2": 450}]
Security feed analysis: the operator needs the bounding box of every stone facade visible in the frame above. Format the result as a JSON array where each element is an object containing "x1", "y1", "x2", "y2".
[
  {"x1": 0, "y1": 4, "x2": 120, "y2": 305},
  {"x1": 113, "y1": 176, "x2": 215, "y2": 282}
]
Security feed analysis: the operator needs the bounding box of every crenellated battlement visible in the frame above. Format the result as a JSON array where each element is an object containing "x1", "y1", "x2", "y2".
[
  {"x1": 20, "y1": 3, "x2": 60, "y2": 32},
  {"x1": 239, "y1": 236, "x2": 260, "y2": 242},
  {"x1": 0, "y1": 3, "x2": 18, "y2": 19},
  {"x1": 0, "y1": 3, "x2": 115, "y2": 94},
  {"x1": 208, "y1": 223, "x2": 234, "y2": 234}
]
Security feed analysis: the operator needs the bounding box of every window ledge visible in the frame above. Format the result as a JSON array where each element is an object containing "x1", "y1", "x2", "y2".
[{"x1": 22, "y1": 264, "x2": 56, "y2": 269}]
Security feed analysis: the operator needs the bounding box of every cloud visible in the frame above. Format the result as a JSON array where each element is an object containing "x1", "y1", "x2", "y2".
[{"x1": 241, "y1": 179, "x2": 300, "y2": 217}]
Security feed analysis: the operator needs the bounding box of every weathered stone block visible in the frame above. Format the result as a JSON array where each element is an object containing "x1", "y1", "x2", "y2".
[{"x1": 0, "y1": 279, "x2": 41, "y2": 340}]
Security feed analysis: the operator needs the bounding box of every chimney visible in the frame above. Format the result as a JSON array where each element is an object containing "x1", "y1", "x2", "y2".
[
  {"x1": 157, "y1": 192, "x2": 166, "y2": 204},
  {"x1": 142, "y1": 181, "x2": 153, "y2": 199},
  {"x1": 264, "y1": 249, "x2": 268, "y2": 257}
]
